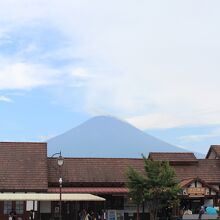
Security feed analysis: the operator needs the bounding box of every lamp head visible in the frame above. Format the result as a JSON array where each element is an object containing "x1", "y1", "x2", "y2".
[
  {"x1": 59, "y1": 177, "x2": 63, "y2": 184},
  {"x1": 57, "y1": 155, "x2": 64, "y2": 167}
]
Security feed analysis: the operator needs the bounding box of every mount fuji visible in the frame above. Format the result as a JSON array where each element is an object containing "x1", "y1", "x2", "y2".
[{"x1": 47, "y1": 115, "x2": 187, "y2": 157}]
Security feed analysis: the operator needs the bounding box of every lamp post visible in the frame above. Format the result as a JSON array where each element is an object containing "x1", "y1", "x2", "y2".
[
  {"x1": 59, "y1": 176, "x2": 63, "y2": 220},
  {"x1": 52, "y1": 151, "x2": 64, "y2": 220}
]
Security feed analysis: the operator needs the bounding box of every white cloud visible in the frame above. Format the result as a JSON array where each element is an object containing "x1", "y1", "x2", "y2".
[
  {"x1": 0, "y1": 95, "x2": 13, "y2": 103},
  {"x1": 0, "y1": 58, "x2": 90, "y2": 90},
  {"x1": 70, "y1": 68, "x2": 89, "y2": 78},
  {"x1": 126, "y1": 114, "x2": 185, "y2": 130},
  {"x1": 38, "y1": 134, "x2": 55, "y2": 141},
  {"x1": 178, "y1": 128, "x2": 220, "y2": 143},
  {"x1": 0, "y1": 0, "x2": 220, "y2": 129},
  {"x1": 0, "y1": 61, "x2": 59, "y2": 90},
  {"x1": 126, "y1": 110, "x2": 220, "y2": 130}
]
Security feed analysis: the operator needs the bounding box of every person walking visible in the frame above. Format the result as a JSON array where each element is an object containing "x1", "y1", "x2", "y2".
[
  {"x1": 85, "y1": 211, "x2": 91, "y2": 220},
  {"x1": 198, "y1": 206, "x2": 205, "y2": 220}
]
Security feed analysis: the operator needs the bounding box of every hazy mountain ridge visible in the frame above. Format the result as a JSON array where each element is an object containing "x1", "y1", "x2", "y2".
[{"x1": 47, "y1": 116, "x2": 191, "y2": 157}]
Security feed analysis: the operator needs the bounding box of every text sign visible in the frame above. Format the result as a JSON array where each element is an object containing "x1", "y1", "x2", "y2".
[{"x1": 187, "y1": 187, "x2": 205, "y2": 195}]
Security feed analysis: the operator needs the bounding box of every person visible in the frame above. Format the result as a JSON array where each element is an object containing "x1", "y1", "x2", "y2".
[
  {"x1": 198, "y1": 206, "x2": 205, "y2": 220},
  {"x1": 89, "y1": 211, "x2": 95, "y2": 220},
  {"x1": 184, "y1": 208, "x2": 192, "y2": 215},
  {"x1": 9, "y1": 210, "x2": 17, "y2": 220},
  {"x1": 79, "y1": 210, "x2": 86, "y2": 220},
  {"x1": 97, "y1": 210, "x2": 103, "y2": 220},
  {"x1": 29, "y1": 210, "x2": 34, "y2": 220},
  {"x1": 85, "y1": 211, "x2": 91, "y2": 220}
]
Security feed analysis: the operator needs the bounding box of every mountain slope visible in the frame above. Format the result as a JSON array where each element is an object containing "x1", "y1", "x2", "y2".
[{"x1": 47, "y1": 116, "x2": 187, "y2": 157}]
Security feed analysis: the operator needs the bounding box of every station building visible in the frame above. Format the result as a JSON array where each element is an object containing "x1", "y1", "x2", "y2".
[{"x1": 0, "y1": 142, "x2": 220, "y2": 220}]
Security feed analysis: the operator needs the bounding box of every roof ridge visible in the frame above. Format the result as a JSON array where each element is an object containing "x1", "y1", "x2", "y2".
[
  {"x1": 48, "y1": 157, "x2": 143, "y2": 160},
  {"x1": 149, "y1": 152, "x2": 194, "y2": 154},
  {"x1": 0, "y1": 141, "x2": 47, "y2": 144}
]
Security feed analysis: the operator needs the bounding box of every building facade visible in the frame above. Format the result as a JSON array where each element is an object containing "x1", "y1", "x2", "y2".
[{"x1": 0, "y1": 142, "x2": 220, "y2": 220}]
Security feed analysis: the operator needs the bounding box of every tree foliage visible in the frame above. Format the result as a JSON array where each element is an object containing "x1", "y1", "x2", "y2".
[
  {"x1": 127, "y1": 167, "x2": 146, "y2": 205},
  {"x1": 127, "y1": 167, "x2": 146, "y2": 220},
  {"x1": 127, "y1": 157, "x2": 181, "y2": 220}
]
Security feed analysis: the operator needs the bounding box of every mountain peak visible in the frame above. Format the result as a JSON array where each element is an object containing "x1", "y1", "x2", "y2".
[
  {"x1": 87, "y1": 115, "x2": 118, "y2": 120},
  {"x1": 82, "y1": 115, "x2": 129, "y2": 126},
  {"x1": 77, "y1": 115, "x2": 136, "y2": 131},
  {"x1": 47, "y1": 115, "x2": 186, "y2": 157}
]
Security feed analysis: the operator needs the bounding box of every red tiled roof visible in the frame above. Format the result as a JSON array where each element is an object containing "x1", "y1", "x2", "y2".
[
  {"x1": 48, "y1": 158, "x2": 145, "y2": 185},
  {"x1": 206, "y1": 145, "x2": 220, "y2": 159},
  {"x1": 148, "y1": 152, "x2": 197, "y2": 162},
  {"x1": 0, "y1": 142, "x2": 48, "y2": 191},
  {"x1": 48, "y1": 187, "x2": 129, "y2": 194},
  {"x1": 48, "y1": 157, "x2": 220, "y2": 185},
  {"x1": 173, "y1": 159, "x2": 220, "y2": 183},
  {"x1": 179, "y1": 179, "x2": 194, "y2": 187}
]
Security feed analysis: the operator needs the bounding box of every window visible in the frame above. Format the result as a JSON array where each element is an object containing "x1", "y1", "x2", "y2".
[
  {"x1": 16, "y1": 201, "x2": 24, "y2": 214},
  {"x1": 4, "y1": 201, "x2": 12, "y2": 214}
]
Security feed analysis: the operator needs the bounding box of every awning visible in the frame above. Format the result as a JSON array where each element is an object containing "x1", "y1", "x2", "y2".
[
  {"x1": 0, "y1": 193, "x2": 105, "y2": 201},
  {"x1": 48, "y1": 187, "x2": 129, "y2": 194}
]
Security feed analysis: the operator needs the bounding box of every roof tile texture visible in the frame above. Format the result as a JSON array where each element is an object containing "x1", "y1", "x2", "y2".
[
  {"x1": 0, "y1": 142, "x2": 48, "y2": 191},
  {"x1": 48, "y1": 158, "x2": 145, "y2": 184},
  {"x1": 148, "y1": 152, "x2": 197, "y2": 162},
  {"x1": 174, "y1": 159, "x2": 220, "y2": 183},
  {"x1": 211, "y1": 145, "x2": 220, "y2": 154},
  {"x1": 48, "y1": 157, "x2": 220, "y2": 185}
]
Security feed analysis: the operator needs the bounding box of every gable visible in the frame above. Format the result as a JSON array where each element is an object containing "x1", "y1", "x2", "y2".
[
  {"x1": 180, "y1": 178, "x2": 218, "y2": 197},
  {"x1": 206, "y1": 145, "x2": 220, "y2": 159}
]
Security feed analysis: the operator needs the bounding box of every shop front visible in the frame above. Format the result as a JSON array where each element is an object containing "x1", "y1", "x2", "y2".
[
  {"x1": 1, "y1": 142, "x2": 220, "y2": 220},
  {"x1": 179, "y1": 178, "x2": 219, "y2": 215},
  {"x1": 0, "y1": 193, "x2": 105, "y2": 220}
]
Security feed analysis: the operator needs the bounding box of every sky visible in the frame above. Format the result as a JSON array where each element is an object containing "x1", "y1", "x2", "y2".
[{"x1": 0, "y1": 0, "x2": 220, "y2": 154}]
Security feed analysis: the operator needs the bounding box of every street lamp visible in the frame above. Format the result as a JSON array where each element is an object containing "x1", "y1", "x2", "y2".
[{"x1": 52, "y1": 151, "x2": 64, "y2": 220}]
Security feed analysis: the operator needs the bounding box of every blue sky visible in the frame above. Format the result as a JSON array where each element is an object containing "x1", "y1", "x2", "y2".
[{"x1": 0, "y1": 0, "x2": 220, "y2": 154}]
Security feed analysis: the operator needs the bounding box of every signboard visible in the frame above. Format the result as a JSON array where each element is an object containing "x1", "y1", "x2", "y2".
[
  {"x1": 187, "y1": 187, "x2": 205, "y2": 195},
  {"x1": 108, "y1": 210, "x2": 117, "y2": 220},
  {"x1": 116, "y1": 210, "x2": 124, "y2": 220},
  {"x1": 26, "y1": 201, "x2": 38, "y2": 211}
]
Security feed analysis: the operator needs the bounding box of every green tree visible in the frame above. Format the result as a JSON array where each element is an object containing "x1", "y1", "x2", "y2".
[
  {"x1": 127, "y1": 157, "x2": 180, "y2": 220},
  {"x1": 127, "y1": 167, "x2": 146, "y2": 220}
]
